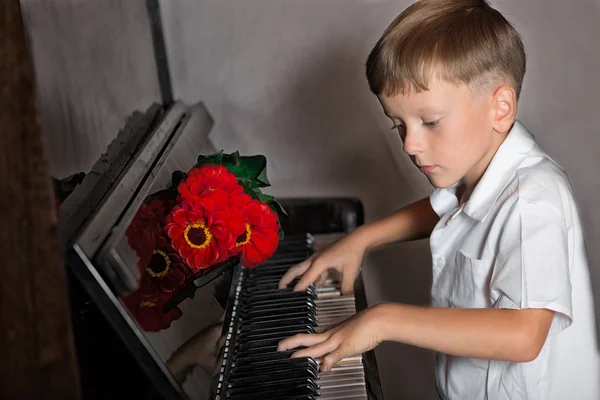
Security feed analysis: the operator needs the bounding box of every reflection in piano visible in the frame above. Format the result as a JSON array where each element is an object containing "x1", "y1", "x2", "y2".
[{"x1": 59, "y1": 101, "x2": 383, "y2": 399}]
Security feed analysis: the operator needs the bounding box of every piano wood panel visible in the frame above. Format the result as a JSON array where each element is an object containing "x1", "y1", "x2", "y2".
[
  {"x1": 20, "y1": 0, "x2": 163, "y2": 179},
  {"x1": 0, "y1": 1, "x2": 80, "y2": 397}
]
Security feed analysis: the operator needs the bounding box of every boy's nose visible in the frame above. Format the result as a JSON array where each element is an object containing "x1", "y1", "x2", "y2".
[{"x1": 402, "y1": 130, "x2": 424, "y2": 155}]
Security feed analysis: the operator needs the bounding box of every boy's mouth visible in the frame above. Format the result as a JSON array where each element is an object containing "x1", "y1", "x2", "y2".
[{"x1": 418, "y1": 165, "x2": 437, "y2": 173}]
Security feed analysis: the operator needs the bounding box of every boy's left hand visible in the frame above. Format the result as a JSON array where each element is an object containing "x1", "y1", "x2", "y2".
[{"x1": 277, "y1": 307, "x2": 383, "y2": 372}]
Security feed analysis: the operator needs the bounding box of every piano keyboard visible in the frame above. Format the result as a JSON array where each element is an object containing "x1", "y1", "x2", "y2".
[{"x1": 217, "y1": 233, "x2": 369, "y2": 400}]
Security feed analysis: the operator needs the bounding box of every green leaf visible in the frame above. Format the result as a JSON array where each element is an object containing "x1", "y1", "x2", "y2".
[
  {"x1": 226, "y1": 165, "x2": 246, "y2": 178},
  {"x1": 255, "y1": 167, "x2": 271, "y2": 187},
  {"x1": 240, "y1": 155, "x2": 270, "y2": 187},
  {"x1": 267, "y1": 200, "x2": 288, "y2": 240},
  {"x1": 221, "y1": 152, "x2": 271, "y2": 188},
  {"x1": 240, "y1": 181, "x2": 261, "y2": 200},
  {"x1": 222, "y1": 151, "x2": 242, "y2": 168},
  {"x1": 258, "y1": 193, "x2": 274, "y2": 203},
  {"x1": 268, "y1": 199, "x2": 290, "y2": 219},
  {"x1": 195, "y1": 150, "x2": 224, "y2": 168}
]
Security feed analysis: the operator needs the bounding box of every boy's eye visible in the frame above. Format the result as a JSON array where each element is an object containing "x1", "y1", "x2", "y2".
[
  {"x1": 423, "y1": 120, "x2": 440, "y2": 128},
  {"x1": 390, "y1": 124, "x2": 405, "y2": 131}
]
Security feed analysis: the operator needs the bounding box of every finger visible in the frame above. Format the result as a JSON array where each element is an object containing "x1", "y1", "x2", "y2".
[
  {"x1": 278, "y1": 258, "x2": 312, "y2": 289},
  {"x1": 292, "y1": 261, "x2": 328, "y2": 292},
  {"x1": 290, "y1": 337, "x2": 340, "y2": 360},
  {"x1": 316, "y1": 270, "x2": 328, "y2": 286},
  {"x1": 320, "y1": 347, "x2": 348, "y2": 372},
  {"x1": 277, "y1": 332, "x2": 329, "y2": 351},
  {"x1": 341, "y1": 270, "x2": 356, "y2": 295}
]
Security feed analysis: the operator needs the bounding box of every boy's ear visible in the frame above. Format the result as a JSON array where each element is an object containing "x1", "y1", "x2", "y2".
[{"x1": 491, "y1": 85, "x2": 517, "y2": 133}]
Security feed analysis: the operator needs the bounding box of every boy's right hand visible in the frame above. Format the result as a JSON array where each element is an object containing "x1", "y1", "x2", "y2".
[{"x1": 277, "y1": 234, "x2": 366, "y2": 295}]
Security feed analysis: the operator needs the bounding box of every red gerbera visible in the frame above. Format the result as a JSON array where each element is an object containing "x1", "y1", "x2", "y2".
[
  {"x1": 126, "y1": 195, "x2": 176, "y2": 256},
  {"x1": 165, "y1": 196, "x2": 245, "y2": 271},
  {"x1": 178, "y1": 164, "x2": 243, "y2": 203},
  {"x1": 234, "y1": 200, "x2": 280, "y2": 268},
  {"x1": 122, "y1": 290, "x2": 182, "y2": 332},
  {"x1": 136, "y1": 232, "x2": 192, "y2": 302}
]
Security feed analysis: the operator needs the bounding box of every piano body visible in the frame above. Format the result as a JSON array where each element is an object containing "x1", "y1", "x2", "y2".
[{"x1": 60, "y1": 100, "x2": 384, "y2": 400}]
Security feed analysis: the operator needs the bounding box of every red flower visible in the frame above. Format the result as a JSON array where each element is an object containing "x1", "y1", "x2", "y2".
[
  {"x1": 122, "y1": 290, "x2": 182, "y2": 332},
  {"x1": 126, "y1": 195, "x2": 176, "y2": 256},
  {"x1": 136, "y1": 232, "x2": 192, "y2": 302},
  {"x1": 165, "y1": 197, "x2": 245, "y2": 271},
  {"x1": 178, "y1": 164, "x2": 243, "y2": 203},
  {"x1": 234, "y1": 200, "x2": 280, "y2": 268}
]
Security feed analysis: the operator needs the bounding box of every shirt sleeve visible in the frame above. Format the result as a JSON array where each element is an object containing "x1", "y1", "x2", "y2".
[{"x1": 490, "y1": 200, "x2": 573, "y2": 335}]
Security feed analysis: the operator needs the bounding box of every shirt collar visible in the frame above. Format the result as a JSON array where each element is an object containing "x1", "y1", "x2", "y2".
[{"x1": 462, "y1": 120, "x2": 536, "y2": 222}]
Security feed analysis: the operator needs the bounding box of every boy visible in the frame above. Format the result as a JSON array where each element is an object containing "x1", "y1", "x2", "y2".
[{"x1": 277, "y1": 0, "x2": 600, "y2": 398}]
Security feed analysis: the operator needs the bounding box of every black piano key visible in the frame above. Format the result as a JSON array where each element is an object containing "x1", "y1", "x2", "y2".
[
  {"x1": 244, "y1": 286, "x2": 311, "y2": 297},
  {"x1": 233, "y1": 350, "x2": 296, "y2": 366},
  {"x1": 236, "y1": 327, "x2": 311, "y2": 343},
  {"x1": 240, "y1": 303, "x2": 315, "y2": 315},
  {"x1": 234, "y1": 344, "x2": 293, "y2": 358},
  {"x1": 237, "y1": 324, "x2": 314, "y2": 340},
  {"x1": 247, "y1": 264, "x2": 298, "y2": 273},
  {"x1": 242, "y1": 310, "x2": 316, "y2": 324},
  {"x1": 226, "y1": 377, "x2": 318, "y2": 397},
  {"x1": 227, "y1": 384, "x2": 315, "y2": 400},
  {"x1": 229, "y1": 367, "x2": 317, "y2": 387},
  {"x1": 241, "y1": 300, "x2": 315, "y2": 314},
  {"x1": 236, "y1": 331, "x2": 310, "y2": 349},
  {"x1": 242, "y1": 290, "x2": 315, "y2": 304},
  {"x1": 230, "y1": 357, "x2": 317, "y2": 375},
  {"x1": 242, "y1": 316, "x2": 317, "y2": 330},
  {"x1": 253, "y1": 253, "x2": 309, "y2": 266},
  {"x1": 230, "y1": 360, "x2": 317, "y2": 379},
  {"x1": 241, "y1": 296, "x2": 315, "y2": 310}
]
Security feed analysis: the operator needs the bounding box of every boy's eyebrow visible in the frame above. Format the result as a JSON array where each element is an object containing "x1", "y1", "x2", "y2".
[
  {"x1": 384, "y1": 107, "x2": 442, "y2": 119},
  {"x1": 417, "y1": 106, "x2": 441, "y2": 113}
]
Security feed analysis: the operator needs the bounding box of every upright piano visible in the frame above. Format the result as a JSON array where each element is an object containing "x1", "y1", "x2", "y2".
[{"x1": 59, "y1": 101, "x2": 384, "y2": 400}]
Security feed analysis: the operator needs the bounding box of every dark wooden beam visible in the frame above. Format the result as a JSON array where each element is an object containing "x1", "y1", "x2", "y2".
[{"x1": 0, "y1": 1, "x2": 81, "y2": 398}]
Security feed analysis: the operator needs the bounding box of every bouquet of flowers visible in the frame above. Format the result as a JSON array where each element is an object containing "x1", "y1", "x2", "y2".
[{"x1": 121, "y1": 151, "x2": 284, "y2": 332}]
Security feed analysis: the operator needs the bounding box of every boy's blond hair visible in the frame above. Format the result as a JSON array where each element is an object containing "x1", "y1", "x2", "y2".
[{"x1": 366, "y1": 0, "x2": 526, "y2": 99}]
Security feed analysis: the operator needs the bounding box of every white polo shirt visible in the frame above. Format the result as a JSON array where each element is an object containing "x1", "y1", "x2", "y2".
[{"x1": 429, "y1": 121, "x2": 600, "y2": 400}]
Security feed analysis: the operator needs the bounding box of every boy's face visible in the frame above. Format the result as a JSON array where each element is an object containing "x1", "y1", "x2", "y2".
[{"x1": 378, "y1": 78, "x2": 503, "y2": 190}]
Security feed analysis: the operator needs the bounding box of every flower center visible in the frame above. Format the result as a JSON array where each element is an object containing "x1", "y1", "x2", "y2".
[
  {"x1": 139, "y1": 300, "x2": 155, "y2": 308},
  {"x1": 236, "y1": 223, "x2": 252, "y2": 247},
  {"x1": 147, "y1": 249, "x2": 171, "y2": 278},
  {"x1": 184, "y1": 221, "x2": 212, "y2": 249}
]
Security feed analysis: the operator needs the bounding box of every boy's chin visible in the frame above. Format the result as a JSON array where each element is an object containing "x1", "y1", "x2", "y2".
[{"x1": 426, "y1": 175, "x2": 460, "y2": 190}]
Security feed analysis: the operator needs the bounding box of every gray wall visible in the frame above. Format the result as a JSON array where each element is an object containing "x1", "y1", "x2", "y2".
[
  {"x1": 21, "y1": 0, "x2": 163, "y2": 179},
  {"x1": 23, "y1": 1, "x2": 600, "y2": 398}
]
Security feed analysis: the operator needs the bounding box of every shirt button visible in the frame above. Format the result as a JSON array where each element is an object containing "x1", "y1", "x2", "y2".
[{"x1": 432, "y1": 253, "x2": 445, "y2": 269}]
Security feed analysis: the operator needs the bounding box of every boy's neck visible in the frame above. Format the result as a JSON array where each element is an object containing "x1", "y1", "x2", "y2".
[
  {"x1": 456, "y1": 183, "x2": 469, "y2": 206},
  {"x1": 460, "y1": 125, "x2": 514, "y2": 206}
]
